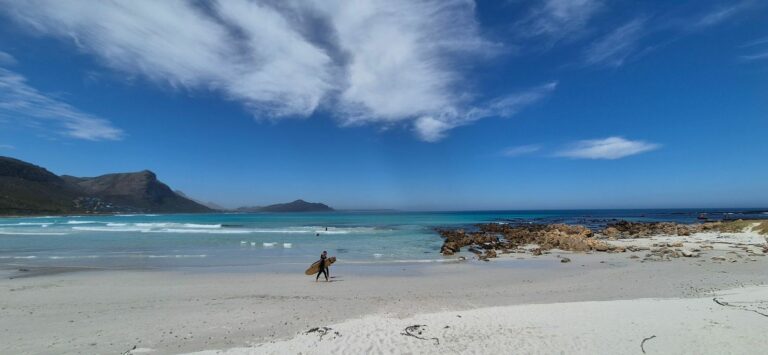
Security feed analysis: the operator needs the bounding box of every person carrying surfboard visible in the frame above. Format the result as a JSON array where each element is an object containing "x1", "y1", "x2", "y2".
[{"x1": 316, "y1": 250, "x2": 330, "y2": 282}]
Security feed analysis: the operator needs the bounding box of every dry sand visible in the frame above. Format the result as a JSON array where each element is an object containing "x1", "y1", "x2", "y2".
[
  {"x1": 1, "y1": 231, "x2": 767, "y2": 354},
  {"x1": 194, "y1": 286, "x2": 768, "y2": 355}
]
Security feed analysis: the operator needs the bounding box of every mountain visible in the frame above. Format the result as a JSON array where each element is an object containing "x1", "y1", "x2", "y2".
[
  {"x1": 0, "y1": 156, "x2": 212, "y2": 215},
  {"x1": 0, "y1": 157, "x2": 81, "y2": 214},
  {"x1": 174, "y1": 190, "x2": 225, "y2": 211},
  {"x1": 237, "y1": 199, "x2": 333, "y2": 213}
]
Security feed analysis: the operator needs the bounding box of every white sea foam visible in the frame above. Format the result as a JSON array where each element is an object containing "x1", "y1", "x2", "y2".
[
  {"x1": 106, "y1": 223, "x2": 128, "y2": 227},
  {"x1": 135, "y1": 223, "x2": 173, "y2": 228},
  {"x1": 250, "y1": 229, "x2": 314, "y2": 234},
  {"x1": 263, "y1": 242, "x2": 277, "y2": 247},
  {"x1": 72, "y1": 226, "x2": 150, "y2": 232},
  {"x1": 146, "y1": 254, "x2": 207, "y2": 258},
  {"x1": 373, "y1": 253, "x2": 383, "y2": 258},
  {"x1": 246, "y1": 226, "x2": 383, "y2": 234},
  {"x1": 66, "y1": 220, "x2": 100, "y2": 224},
  {"x1": 48, "y1": 255, "x2": 100, "y2": 259},
  {"x1": 134, "y1": 222, "x2": 221, "y2": 229},
  {"x1": 149, "y1": 228, "x2": 250, "y2": 234},
  {"x1": 0, "y1": 231, "x2": 69, "y2": 235},
  {"x1": 182, "y1": 223, "x2": 221, "y2": 229},
  {"x1": 0, "y1": 222, "x2": 51, "y2": 226},
  {"x1": 283, "y1": 243, "x2": 293, "y2": 248}
]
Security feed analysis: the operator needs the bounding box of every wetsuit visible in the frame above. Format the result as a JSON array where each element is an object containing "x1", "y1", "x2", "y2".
[{"x1": 316, "y1": 254, "x2": 328, "y2": 281}]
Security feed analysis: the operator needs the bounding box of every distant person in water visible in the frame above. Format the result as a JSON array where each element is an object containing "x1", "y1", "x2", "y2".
[{"x1": 316, "y1": 250, "x2": 329, "y2": 282}]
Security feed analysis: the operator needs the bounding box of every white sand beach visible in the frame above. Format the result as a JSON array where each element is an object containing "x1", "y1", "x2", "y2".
[
  {"x1": 2, "y1": 227, "x2": 768, "y2": 355},
  {"x1": 194, "y1": 286, "x2": 768, "y2": 355}
]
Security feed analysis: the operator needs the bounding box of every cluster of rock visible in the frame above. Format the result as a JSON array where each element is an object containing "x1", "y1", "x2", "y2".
[
  {"x1": 637, "y1": 242, "x2": 701, "y2": 262},
  {"x1": 438, "y1": 219, "x2": 768, "y2": 262},
  {"x1": 600, "y1": 221, "x2": 727, "y2": 239},
  {"x1": 438, "y1": 223, "x2": 618, "y2": 259}
]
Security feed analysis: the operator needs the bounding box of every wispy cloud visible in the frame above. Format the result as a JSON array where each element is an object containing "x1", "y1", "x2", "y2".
[
  {"x1": 741, "y1": 36, "x2": 768, "y2": 48},
  {"x1": 414, "y1": 81, "x2": 557, "y2": 142},
  {"x1": 741, "y1": 52, "x2": 768, "y2": 61},
  {"x1": 691, "y1": 1, "x2": 752, "y2": 29},
  {"x1": 0, "y1": 144, "x2": 15, "y2": 150},
  {"x1": 740, "y1": 36, "x2": 768, "y2": 61},
  {"x1": 556, "y1": 136, "x2": 659, "y2": 159},
  {"x1": 515, "y1": 0, "x2": 603, "y2": 43},
  {"x1": 501, "y1": 144, "x2": 541, "y2": 157},
  {"x1": 0, "y1": 51, "x2": 16, "y2": 66},
  {"x1": 583, "y1": 18, "x2": 646, "y2": 67},
  {"x1": 0, "y1": 68, "x2": 123, "y2": 140},
  {"x1": 582, "y1": 2, "x2": 755, "y2": 68},
  {"x1": 0, "y1": 0, "x2": 522, "y2": 141}
]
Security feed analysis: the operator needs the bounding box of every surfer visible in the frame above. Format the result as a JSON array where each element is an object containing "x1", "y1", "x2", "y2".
[{"x1": 316, "y1": 250, "x2": 330, "y2": 282}]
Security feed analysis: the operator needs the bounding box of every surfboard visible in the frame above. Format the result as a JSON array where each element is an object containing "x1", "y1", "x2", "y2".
[{"x1": 305, "y1": 256, "x2": 336, "y2": 275}]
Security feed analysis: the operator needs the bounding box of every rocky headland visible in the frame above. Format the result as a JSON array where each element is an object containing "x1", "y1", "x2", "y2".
[{"x1": 0, "y1": 156, "x2": 211, "y2": 215}]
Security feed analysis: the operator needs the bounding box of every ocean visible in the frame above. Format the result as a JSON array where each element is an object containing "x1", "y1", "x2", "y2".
[{"x1": 1, "y1": 209, "x2": 765, "y2": 270}]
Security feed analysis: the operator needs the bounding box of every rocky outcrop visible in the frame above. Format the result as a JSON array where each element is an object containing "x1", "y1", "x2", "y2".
[
  {"x1": 438, "y1": 223, "x2": 614, "y2": 257},
  {"x1": 601, "y1": 221, "x2": 699, "y2": 238},
  {"x1": 599, "y1": 220, "x2": 754, "y2": 239}
]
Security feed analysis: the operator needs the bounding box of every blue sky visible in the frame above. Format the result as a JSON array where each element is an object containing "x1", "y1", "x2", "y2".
[{"x1": 0, "y1": 0, "x2": 766, "y2": 210}]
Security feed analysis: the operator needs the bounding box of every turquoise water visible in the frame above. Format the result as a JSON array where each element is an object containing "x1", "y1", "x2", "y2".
[{"x1": 0, "y1": 209, "x2": 765, "y2": 270}]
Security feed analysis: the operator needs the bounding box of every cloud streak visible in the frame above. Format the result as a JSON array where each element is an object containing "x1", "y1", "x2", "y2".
[
  {"x1": 0, "y1": 0, "x2": 536, "y2": 141},
  {"x1": 583, "y1": 18, "x2": 646, "y2": 67},
  {"x1": 740, "y1": 36, "x2": 768, "y2": 61},
  {"x1": 0, "y1": 68, "x2": 123, "y2": 141},
  {"x1": 501, "y1": 144, "x2": 541, "y2": 157},
  {"x1": 556, "y1": 137, "x2": 659, "y2": 159},
  {"x1": 0, "y1": 51, "x2": 16, "y2": 66},
  {"x1": 515, "y1": 0, "x2": 603, "y2": 44},
  {"x1": 414, "y1": 81, "x2": 557, "y2": 142},
  {"x1": 582, "y1": 1, "x2": 755, "y2": 68}
]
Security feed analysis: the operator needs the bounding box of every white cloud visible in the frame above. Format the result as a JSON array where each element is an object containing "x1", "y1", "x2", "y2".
[
  {"x1": 556, "y1": 136, "x2": 659, "y2": 159},
  {"x1": 516, "y1": 0, "x2": 602, "y2": 43},
  {"x1": 0, "y1": 68, "x2": 123, "y2": 140},
  {"x1": 692, "y1": 2, "x2": 752, "y2": 29},
  {"x1": 583, "y1": 18, "x2": 646, "y2": 67},
  {"x1": 501, "y1": 144, "x2": 541, "y2": 157},
  {"x1": 414, "y1": 81, "x2": 557, "y2": 142},
  {"x1": 741, "y1": 36, "x2": 768, "y2": 48},
  {"x1": 0, "y1": 51, "x2": 16, "y2": 66},
  {"x1": 582, "y1": 2, "x2": 755, "y2": 68},
  {"x1": 0, "y1": 144, "x2": 15, "y2": 150},
  {"x1": 0, "y1": 0, "x2": 525, "y2": 141},
  {"x1": 741, "y1": 52, "x2": 768, "y2": 61},
  {"x1": 740, "y1": 36, "x2": 768, "y2": 61}
]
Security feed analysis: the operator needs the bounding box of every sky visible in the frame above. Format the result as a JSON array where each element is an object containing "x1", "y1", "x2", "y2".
[{"x1": 0, "y1": 0, "x2": 766, "y2": 210}]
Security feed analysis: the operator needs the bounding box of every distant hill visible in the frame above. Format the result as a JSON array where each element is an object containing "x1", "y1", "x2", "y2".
[
  {"x1": 0, "y1": 156, "x2": 212, "y2": 215},
  {"x1": 237, "y1": 199, "x2": 333, "y2": 213},
  {"x1": 174, "y1": 190, "x2": 226, "y2": 211}
]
